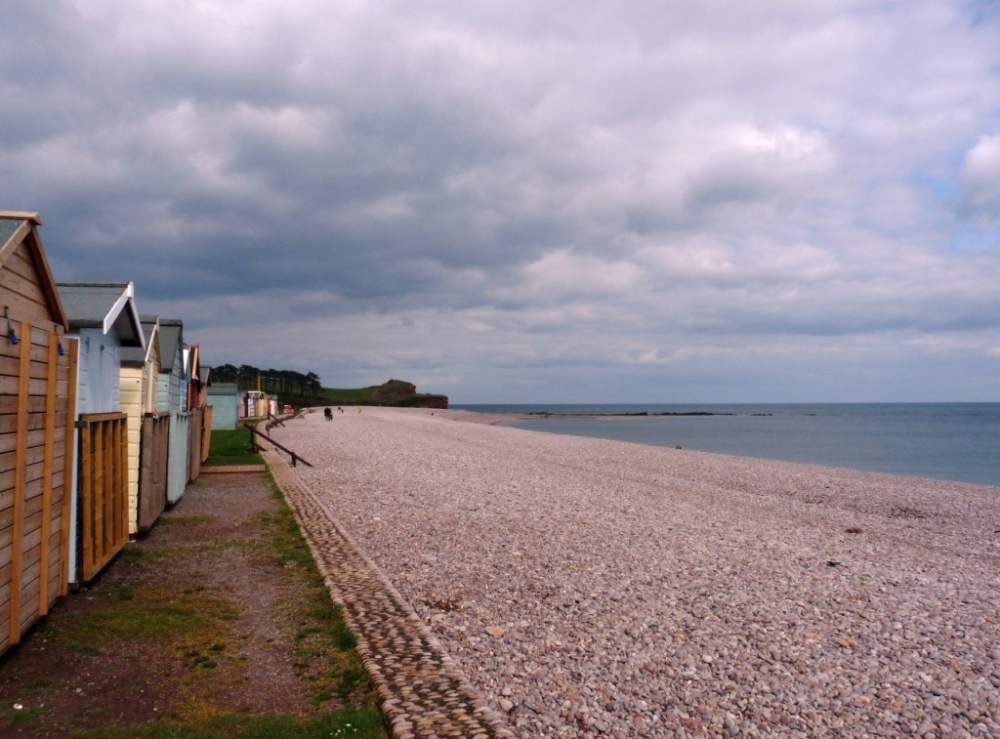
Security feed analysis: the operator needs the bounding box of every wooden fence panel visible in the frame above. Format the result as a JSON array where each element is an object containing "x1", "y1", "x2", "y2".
[
  {"x1": 78, "y1": 412, "x2": 128, "y2": 582},
  {"x1": 137, "y1": 414, "x2": 169, "y2": 533},
  {"x1": 0, "y1": 323, "x2": 72, "y2": 655}
]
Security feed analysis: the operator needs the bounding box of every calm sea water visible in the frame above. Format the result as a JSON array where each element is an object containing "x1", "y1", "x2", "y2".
[{"x1": 452, "y1": 403, "x2": 1000, "y2": 487}]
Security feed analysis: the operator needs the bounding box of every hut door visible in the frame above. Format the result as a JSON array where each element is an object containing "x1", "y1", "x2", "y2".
[{"x1": 137, "y1": 413, "x2": 169, "y2": 532}]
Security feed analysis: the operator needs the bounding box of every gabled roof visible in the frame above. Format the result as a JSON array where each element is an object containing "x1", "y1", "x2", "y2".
[
  {"x1": 0, "y1": 211, "x2": 68, "y2": 329},
  {"x1": 121, "y1": 315, "x2": 160, "y2": 368},
  {"x1": 56, "y1": 281, "x2": 145, "y2": 349},
  {"x1": 157, "y1": 319, "x2": 183, "y2": 373}
]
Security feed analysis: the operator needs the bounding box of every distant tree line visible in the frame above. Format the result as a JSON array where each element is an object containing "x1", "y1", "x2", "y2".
[{"x1": 211, "y1": 364, "x2": 322, "y2": 399}]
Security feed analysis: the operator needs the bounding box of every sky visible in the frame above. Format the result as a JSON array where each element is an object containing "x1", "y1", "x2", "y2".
[{"x1": 3, "y1": 1, "x2": 1000, "y2": 403}]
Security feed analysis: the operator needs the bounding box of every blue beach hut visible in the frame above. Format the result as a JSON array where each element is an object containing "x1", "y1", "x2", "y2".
[{"x1": 57, "y1": 281, "x2": 145, "y2": 584}]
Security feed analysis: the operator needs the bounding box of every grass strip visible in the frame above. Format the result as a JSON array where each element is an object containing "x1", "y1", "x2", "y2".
[{"x1": 204, "y1": 429, "x2": 264, "y2": 466}]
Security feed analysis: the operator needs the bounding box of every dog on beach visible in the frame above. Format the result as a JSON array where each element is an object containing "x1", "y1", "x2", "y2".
[{"x1": 324, "y1": 407, "x2": 333, "y2": 421}]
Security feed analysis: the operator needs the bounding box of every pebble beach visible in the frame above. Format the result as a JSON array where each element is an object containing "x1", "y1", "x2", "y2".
[{"x1": 272, "y1": 407, "x2": 1000, "y2": 738}]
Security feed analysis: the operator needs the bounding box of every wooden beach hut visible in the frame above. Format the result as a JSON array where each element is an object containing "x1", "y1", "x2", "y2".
[
  {"x1": 157, "y1": 319, "x2": 190, "y2": 504},
  {"x1": 0, "y1": 211, "x2": 76, "y2": 655},
  {"x1": 120, "y1": 315, "x2": 168, "y2": 535},
  {"x1": 207, "y1": 382, "x2": 239, "y2": 430},
  {"x1": 57, "y1": 281, "x2": 144, "y2": 584}
]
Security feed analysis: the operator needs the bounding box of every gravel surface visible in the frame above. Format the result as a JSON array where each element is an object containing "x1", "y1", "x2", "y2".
[{"x1": 274, "y1": 407, "x2": 1000, "y2": 738}]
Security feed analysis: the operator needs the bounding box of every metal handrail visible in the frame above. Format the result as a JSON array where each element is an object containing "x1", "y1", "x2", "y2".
[{"x1": 248, "y1": 425, "x2": 313, "y2": 468}]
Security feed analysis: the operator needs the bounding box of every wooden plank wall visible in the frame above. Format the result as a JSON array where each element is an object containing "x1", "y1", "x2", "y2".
[
  {"x1": 137, "y1": 414, "x2": 169, "y2": 533},
  {"x1": 187, "y1": 406, "x2": 203, "y2": 483},
  {"x1": 77, "y1": 412, "x2": 128, "y2": 582},
  {"x1": 120, "y1": 367, "x2": 143, "y2": 535},
  {"x1": 0, "y1": 321, "x2": 75, "y2": 653}
]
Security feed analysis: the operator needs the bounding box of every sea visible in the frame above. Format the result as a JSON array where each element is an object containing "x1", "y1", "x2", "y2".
[{"x1": 452, "y1": 403, "x2": 1000, "y2": 488}]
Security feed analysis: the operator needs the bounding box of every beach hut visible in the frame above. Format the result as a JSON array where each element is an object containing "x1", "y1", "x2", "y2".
[
  {"x1": 57, "y1": 281, "x2": 144, "y2": 584},
  {"x1": 119, "y1": 315, "x2": 168, "y2": 535},
  {"x1": 157, "y1": 319, "x2": 189, "y2": 504},
  {"x1": 0, "y1": 211, "x2": 75, "y2": 655},
  {"x1": 240, "y1": 389, "x2": 277, "y2": 419},
  {"x1": 207, "y1": 382, "x2": 239, "y2": 430},
  {"x1": 184, "y1": 344, "x2": 209, "y2": 482}
]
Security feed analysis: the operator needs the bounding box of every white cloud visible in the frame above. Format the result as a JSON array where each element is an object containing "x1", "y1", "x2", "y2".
[{"x1": 960, "y1": 132, "x2": 1000, "y2": 221}]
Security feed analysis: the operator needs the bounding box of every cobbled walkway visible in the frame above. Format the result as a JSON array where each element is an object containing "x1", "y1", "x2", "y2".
[{"x1": 262, "y1": 446, "x2": 517, "y2": 739}]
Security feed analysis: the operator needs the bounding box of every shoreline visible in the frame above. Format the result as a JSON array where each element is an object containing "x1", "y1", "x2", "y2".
[
  {"x1": 387, "y1": 406, "x2": 1000, "y2": 487},
  {"x1": 274, "y1": 407, "x2": 1000, "y2": 737},
  {"x1": 367, "y1": 406, "x2": 734, "y2": 425}
]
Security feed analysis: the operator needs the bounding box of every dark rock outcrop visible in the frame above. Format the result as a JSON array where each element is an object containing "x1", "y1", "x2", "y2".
[{"x1": 372, "y1": 379, "x2": 448, "y2": 409}]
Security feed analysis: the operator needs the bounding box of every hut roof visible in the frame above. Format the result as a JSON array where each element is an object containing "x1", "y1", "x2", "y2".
[
  {"x1": 121, "y1": 315, "x2": 160, "y2": 368},
  {"x1": 157, "y1": 319, "x2": 183, "y2": 373},
  {"x1": 56, "y1": 281, "x2": 145, "y2": 349},
  {"x1": 0, "y1": 211, "x2": 68, "y2": 328}
]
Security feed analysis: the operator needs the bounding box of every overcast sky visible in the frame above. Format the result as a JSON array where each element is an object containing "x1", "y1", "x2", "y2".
[{"x1": 4, "y1": 1, "x2": 999, "y2": 403}]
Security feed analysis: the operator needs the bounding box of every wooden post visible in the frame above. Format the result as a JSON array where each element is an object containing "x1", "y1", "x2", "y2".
[
  {"x1": 9, "y1": 322, "x2": 31, "y2": 644},
  {"x1": 102, "y1": 420, "x2": 112, "y2": 555},
  {"x1": 38, "y1": 331, "x2": 57, "y2": 615},
  {"x1": 82, "y1": 423, "x2": 93, "y2": 577},
  {"x1": 59, "y1": 339, "x2": 77, "y2": 595},
  {"x1": 118, "y1": 416, "x2": 127, "y2": 544}
]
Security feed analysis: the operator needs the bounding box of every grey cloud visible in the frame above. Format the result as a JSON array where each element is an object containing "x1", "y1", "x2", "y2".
[{"x1": 3, "y1": 0, "x2": 1000, "y2": 400}]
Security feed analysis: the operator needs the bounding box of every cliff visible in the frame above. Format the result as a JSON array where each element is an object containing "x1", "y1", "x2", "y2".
[{"x1": 371, "y1": 379, "x2": 449, "y2": 409}]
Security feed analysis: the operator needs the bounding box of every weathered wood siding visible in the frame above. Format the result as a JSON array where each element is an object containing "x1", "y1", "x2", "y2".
[
  {"x1": 119, "y1": 366, "x2": 143, "y2": 534},
  {"x1": 137, "y1": 414, "x2": 168, "y2": 532},
  {"x1": 187, "y1": 406, "x2": 204, "y2": 483},
  {"x1": 121, "y1": 339, "x2": 164, "y2": 535},
  {"x1": 75, "y1": 331, "x2": 121, "y2": 416},
  {"x1": 0, "y1": 223, "x2": 75, "y2": 655},
  {"x1": 0, "y1": 226, "x2": 59, "y2": 322},
  {"x1": 77, "y1": 412, "x2": 128, "y2": 582}
]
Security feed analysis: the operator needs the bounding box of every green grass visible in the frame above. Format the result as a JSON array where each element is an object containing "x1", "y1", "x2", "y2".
[
  {"x1": 255, "y1": 481, "x2": 369, "y2": 704},
  {"x1": 66, "y1": 708, "x2": 385, "y2": 738},
  {"x1": 14, "y1": 466, "x2": 385, "y2": 739},
  {"x1": 316, "y1": 385, "x2": 447, "y2": 408},
  {"x1": 47, "y1": 585, "x2": 237, "y2": 648},
  {"x1": 316, "y1": 386, "x2": 380, "y2": 405},
  {"x1": 204, "y1": 429, "x2": 264, "y2": 466},
  {"x1": 4, "y1": 705, "x2": 48, "y2": 726}
]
